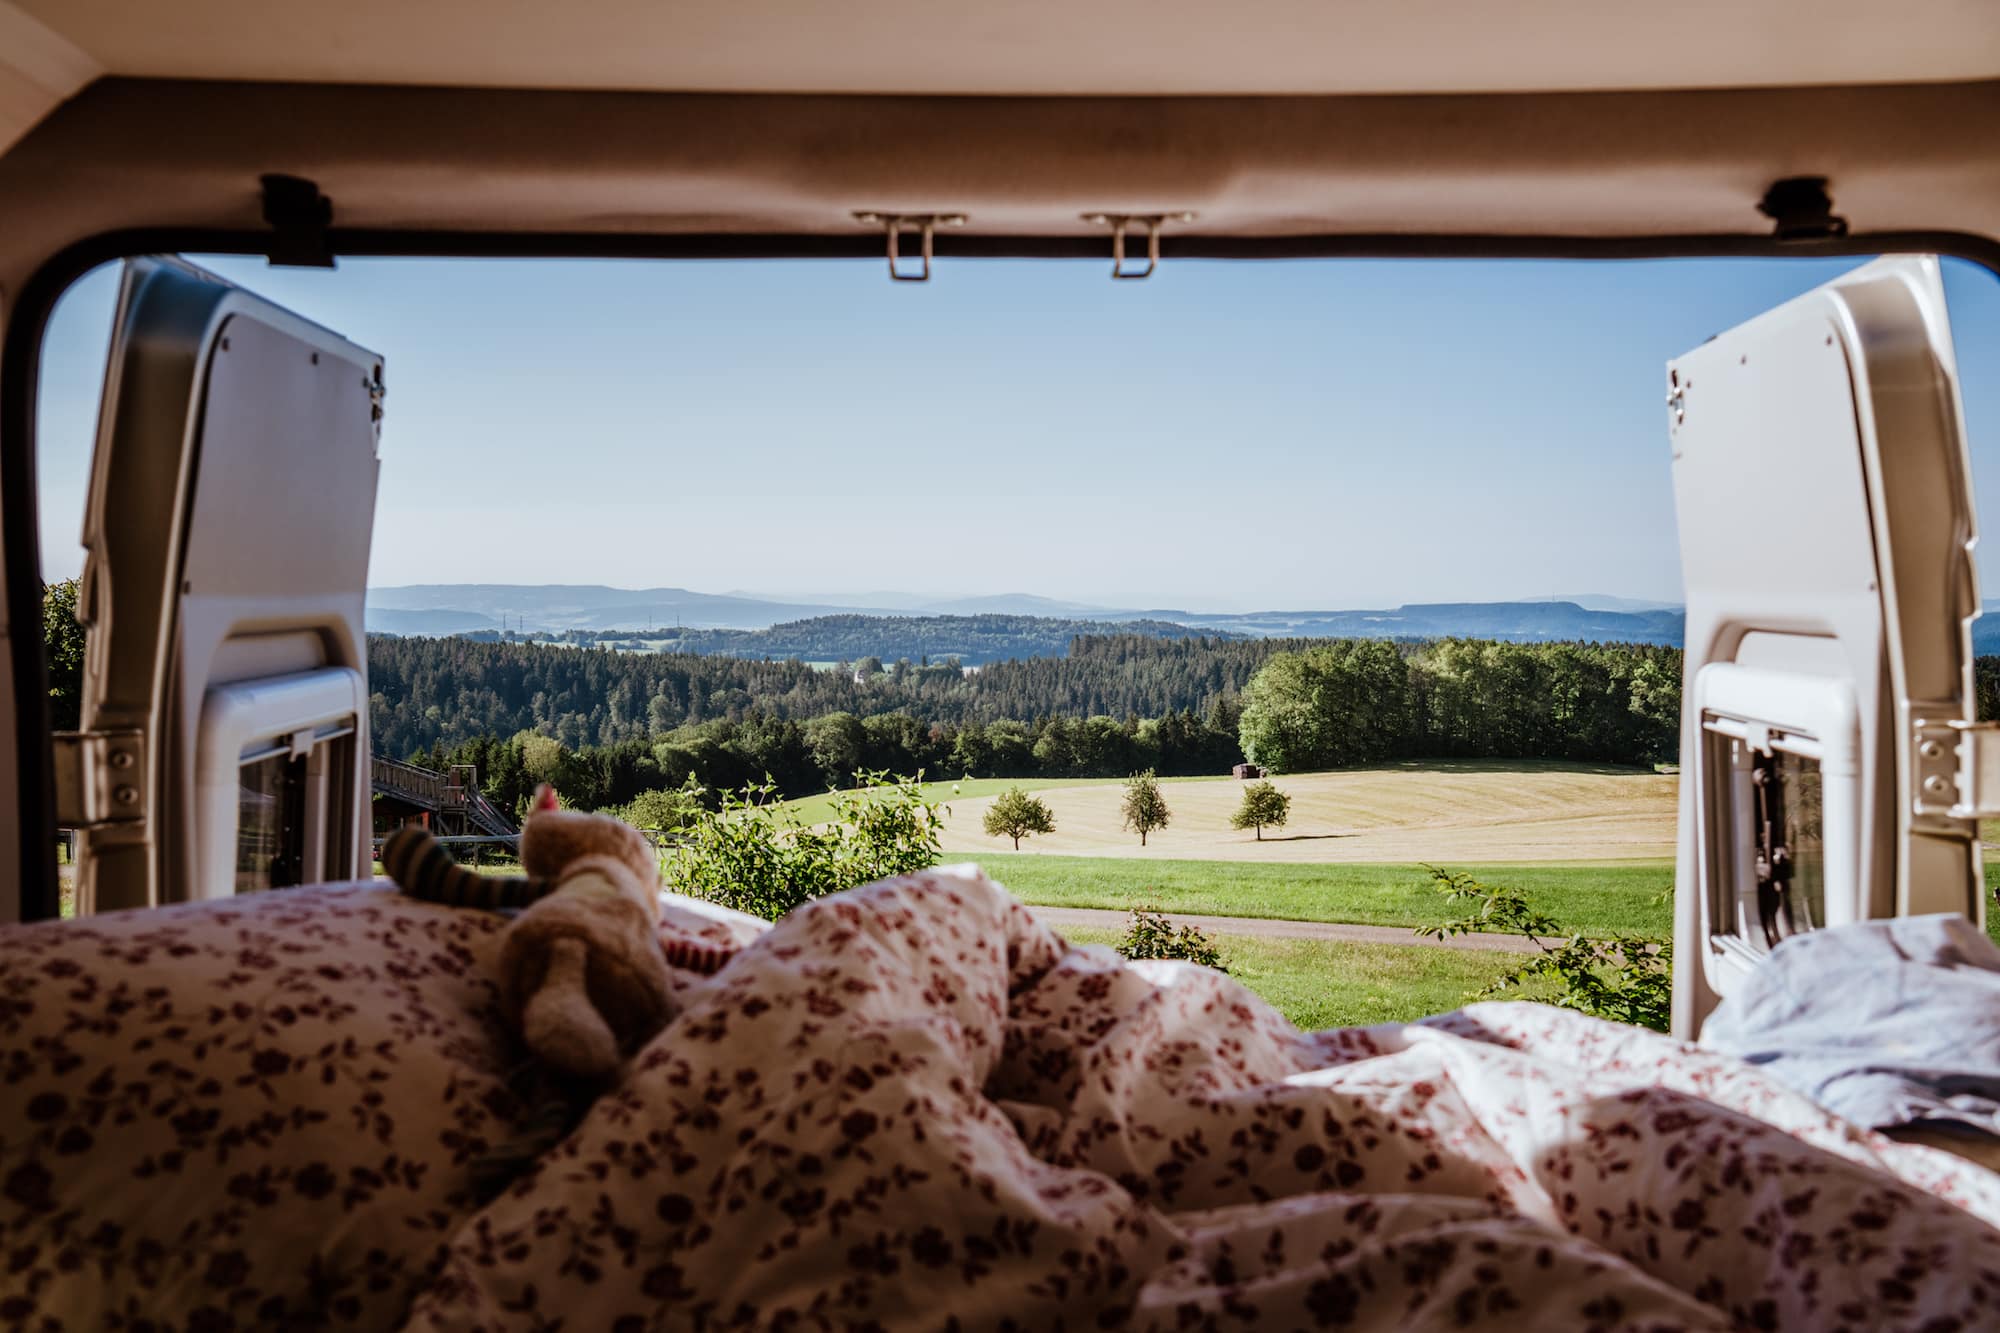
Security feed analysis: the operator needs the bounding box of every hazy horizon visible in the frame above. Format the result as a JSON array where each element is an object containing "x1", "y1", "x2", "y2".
[
  {"x1": 365, "y1": 579, "x2": 1684, "y2": 616},
  {"x1": 35, "y1": 254, "x2": 2000, "y2": 607}
]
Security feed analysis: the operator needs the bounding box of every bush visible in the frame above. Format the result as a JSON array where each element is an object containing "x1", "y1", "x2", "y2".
[
  {"x1": 1116, "y1": 907, "x2": 1227, "y2": 972},
  {"x1": 664, "y1": 770, "x2": 946, "y2": 920},
  {"x1": 1416, "y1": 866, "x2": 1671, "y2": 1031},
  {"x1": 606, "y1": 784, "x2": 701, "y2": 833}
]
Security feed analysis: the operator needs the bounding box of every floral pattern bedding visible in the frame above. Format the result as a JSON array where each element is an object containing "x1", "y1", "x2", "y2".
[
  {"x1": 405, "y1": 866, "x2": 2000, "y2": 1332},
  {"x1": 4, "y1": 869, "x2": 1998, "y2": 1331}
]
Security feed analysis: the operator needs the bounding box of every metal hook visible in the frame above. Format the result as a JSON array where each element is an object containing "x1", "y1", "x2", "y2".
[
  {"x1": 854, "y1": 212, "x2": 967, "y2": 282},
  {"x1": 1082, "y1": 212, "x2": 1195, "y2": 280}
]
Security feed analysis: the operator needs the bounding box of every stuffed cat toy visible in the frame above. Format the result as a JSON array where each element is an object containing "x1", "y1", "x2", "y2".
[{"x1": 382, "y1": 786, "x2": 729, "y2": 1079}]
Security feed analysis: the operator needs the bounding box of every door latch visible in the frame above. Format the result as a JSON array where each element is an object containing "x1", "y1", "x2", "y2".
[{"x1": 52, "y1": 730, "x2": 147, "y2": 829}]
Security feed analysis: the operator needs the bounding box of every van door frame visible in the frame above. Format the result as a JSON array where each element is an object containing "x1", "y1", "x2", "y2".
[{"x1": 5, "y1": 224, "x2": 2000, "y2": 919}]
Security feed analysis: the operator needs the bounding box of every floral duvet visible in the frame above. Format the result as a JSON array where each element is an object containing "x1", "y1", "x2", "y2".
[{"x1": 4, "y1": 867, "x2": 1999, "y2": 1331}]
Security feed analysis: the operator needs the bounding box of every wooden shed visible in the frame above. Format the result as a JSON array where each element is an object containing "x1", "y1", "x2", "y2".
[{"x1": 1232, "y1": 763, "x2": 1263, "y2": 780}]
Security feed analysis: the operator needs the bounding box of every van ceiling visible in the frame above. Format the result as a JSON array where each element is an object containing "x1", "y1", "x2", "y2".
[
  {"x1": 2, "y1": 3, "x2": 1999, "y2": 295},
  {"x1": 10, "y1": 0, "x2": 2000, "y2": 100}
]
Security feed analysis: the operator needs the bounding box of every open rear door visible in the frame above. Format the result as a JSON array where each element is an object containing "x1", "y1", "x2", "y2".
[
  {"x1": 61, "y1": 257, "x2": 382, "y2": 912},
  {"x1": 1669, "y1": 255, "x2": 1982, "y2": 1037}
]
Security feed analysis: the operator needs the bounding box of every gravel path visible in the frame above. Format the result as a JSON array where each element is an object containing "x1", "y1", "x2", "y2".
[{"x1": 1027, "y1": 905, "x2": 1542, "y2": 954}]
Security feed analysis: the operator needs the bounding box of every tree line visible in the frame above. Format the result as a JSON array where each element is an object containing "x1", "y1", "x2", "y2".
[
  {"x1": 1241, "y1": 638, "x2": 1683, "y2": 771},
  {"x1": 470, "y1": 613, "x2": 1234, "y2": 665},
  {"x1": 386, "y1": 635, "x2": 1687, "y2": 816},
  {"x1": 366, "y1": 631, "x2": 1294, "y2": 758},
  {"x1": 403, "y1": 704, "x2": 1249, "y2": 820}
]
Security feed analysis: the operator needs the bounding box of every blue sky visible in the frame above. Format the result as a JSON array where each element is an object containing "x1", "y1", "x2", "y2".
[{"x1": 34, "y1": 253, "x2": 2000, "y2": 612}]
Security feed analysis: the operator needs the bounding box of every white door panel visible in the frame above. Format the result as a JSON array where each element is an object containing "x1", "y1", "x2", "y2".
[
  {"x1": 1669, "y1": 255, "x2": 1981, "y2": 1036},
  {"x1": 67, "y1": 257, "x2": 382, "y2": 912}
]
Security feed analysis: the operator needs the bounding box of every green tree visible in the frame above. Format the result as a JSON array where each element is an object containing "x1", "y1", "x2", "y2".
[
  {"x1": 610, "y1": 784, "x2": 700, "y2": 832},
  {"x1": 1120, "y1": 769, "x2": 1171, "y2": 847},
  {"x1": 518, "y1": 732, "x2": 567, "y2": 783},
  {"x1": 42, "y1": 579, "x2": 84, "y2": 731},
  {"x1": 1229, "y1": 780, "x2": 1291, "y2": 840},
  {"x1": 1238, "y1": 640, "x2": 1411, "y2": 772},
  {"x1": 982, "y1": 786, "x2": 1056, "y2": 850},
  {"x1": 804, "y1": 711, "x2": 866, "y2": 787}
]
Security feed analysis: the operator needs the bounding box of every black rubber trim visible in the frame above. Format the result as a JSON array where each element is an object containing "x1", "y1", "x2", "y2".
[{"x1": 7, "y1": 220, "x2": 2000, "y2": 918}]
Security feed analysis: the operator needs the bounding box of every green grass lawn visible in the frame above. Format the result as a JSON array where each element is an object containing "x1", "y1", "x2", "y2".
[
  {"x1": 1059, "y1": 925, "x2": 1539, "y2": 1029},
  {"x1": 969, "y1": 853, "x2": 1675, "y2": 937}
]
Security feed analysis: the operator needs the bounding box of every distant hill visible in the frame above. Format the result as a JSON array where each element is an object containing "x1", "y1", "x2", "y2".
[
  {"x1": 367, "y1": 584, "x2": 1691, "y2": 643},
  {"x1": 366, "y1": 607, "x2": 499, "y2": 636},
  {"x1": 588, "y1": 614, "x2": 1237, "y2": 665},
  {"x1": 366, "y1": 584, "x2": 904, "y2": 634},
  {"x1": 1168, "y1": 601, "x2": 1685, "y2": 646},
  {"x1": 1527, "y1": 593, "x2": 1684, "y2": 614}
]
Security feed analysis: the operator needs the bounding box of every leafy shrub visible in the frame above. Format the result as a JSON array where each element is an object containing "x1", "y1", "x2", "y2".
[
  {"x1": 1416, "y1": 866, "x2": 1671, "y2": 1031},
  {"x1": 1117, "y1": 907, "x2": 1227, "y2": 972},
  {"x1": 664, "y1": 770, "x2": 945, "y2": 920},
  {"x1": 605, "y1": 785, "x2": 702, "y2": 833}
]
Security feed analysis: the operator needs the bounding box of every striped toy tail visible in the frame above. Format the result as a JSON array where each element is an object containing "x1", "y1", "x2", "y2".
[{"x1": 382, "y1": 824, "x2": 549, "y2": 910}]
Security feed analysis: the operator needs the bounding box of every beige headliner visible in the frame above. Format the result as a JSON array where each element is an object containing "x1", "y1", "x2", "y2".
[
  {"x1": 2, "y1": 2, "x2": 1999, "y2": 270},
  {"x1": 4, "y1": 78, "x2": 1999, "y2": 266},
  {"x1": 13, "y1": 0, "x2": 2000, "y2": 98}
]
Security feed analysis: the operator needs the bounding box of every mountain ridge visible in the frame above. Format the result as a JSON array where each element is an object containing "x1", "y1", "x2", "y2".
[{"x1": 366, "y1": 585, "x2": 1696, "y2": 648}]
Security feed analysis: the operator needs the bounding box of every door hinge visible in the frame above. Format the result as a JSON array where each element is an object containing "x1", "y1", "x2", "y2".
[
  {"x1": 52, "y1": 730, "x2": 147, "y2": 829},
  {"x1": 1912, "y1": 715, "x2": 2000, "y2": 819}
]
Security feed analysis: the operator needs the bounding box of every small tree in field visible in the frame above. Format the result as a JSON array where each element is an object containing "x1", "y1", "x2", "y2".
[
  {"x1": 1121, "y1": 770, "x2": 1171, "y2": 847},
  {"x1": 983, "y1": 787, "x2": 1056, "y2": 850},
  {"x1": 1230, "y1": 780, "x2": 1291, "y2": 840}
]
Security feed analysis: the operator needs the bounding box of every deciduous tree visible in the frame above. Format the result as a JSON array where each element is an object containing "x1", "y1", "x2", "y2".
[
  {"x1": 983, "y1": 787, "x2": 1056, "y2": 850},
  {"x1": 41, "y1": 580, "x2": 84, "y2": 732},
  {"x1": 1121, "y1": 770, "x2": 1171, "y2": 847},
  {"x1": 1230, "y1": 780, "x2": 1291, "y2": 840}
]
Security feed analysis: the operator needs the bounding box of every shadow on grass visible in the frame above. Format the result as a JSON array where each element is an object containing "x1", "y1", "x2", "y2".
[{"x1": 1249, "y1": 833, "x2": 1352, "y2": 843}]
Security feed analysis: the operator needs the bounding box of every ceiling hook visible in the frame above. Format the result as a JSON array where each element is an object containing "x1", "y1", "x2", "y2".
[
  {"x1": 854, "y1": 212, "x2": 967, "y2": 282},
  {"x1": 1082, "y1": 212, "x2": 1195, "y2": 280}
]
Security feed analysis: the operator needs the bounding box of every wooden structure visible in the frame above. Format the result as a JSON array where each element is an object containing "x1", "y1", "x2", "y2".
[
  {"x1": 370, "y1": 755, "x2": 519, "y2": 841},
  {"x1": 1231, "y1": 763, "x2": 1264, "y2": 780}
]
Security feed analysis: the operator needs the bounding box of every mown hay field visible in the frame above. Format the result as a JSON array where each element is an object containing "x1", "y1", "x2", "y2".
[{"x1": 926, "y1": 760, "x2": 1678, "y2": 863}]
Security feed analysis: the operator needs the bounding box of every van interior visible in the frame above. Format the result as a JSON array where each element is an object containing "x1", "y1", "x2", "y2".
[{"x1": 4, "y1": 2, "x2": 2000, "y2": 1327}]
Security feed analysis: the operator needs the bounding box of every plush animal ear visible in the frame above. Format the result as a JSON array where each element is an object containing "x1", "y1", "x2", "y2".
[{"x1": 534, "y1": 784, "x2": 560, "y2": 813}]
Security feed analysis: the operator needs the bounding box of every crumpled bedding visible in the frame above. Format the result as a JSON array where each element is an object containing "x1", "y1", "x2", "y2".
[
  {"x1": 403, "y1": 865, "x2": 2000, "y2": 1332},
  {"x1": 1700, "y1": 912, "x2": 2000, "y2": 1140}
]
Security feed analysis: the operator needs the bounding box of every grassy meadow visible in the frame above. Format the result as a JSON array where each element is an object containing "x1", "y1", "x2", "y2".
[
  {"x1": 1058, "y1": 924, "x2": 1544, "y2": 1030},
  {"x1": 967, "y1": 854, "x2": 1675, "y2": 937}
]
